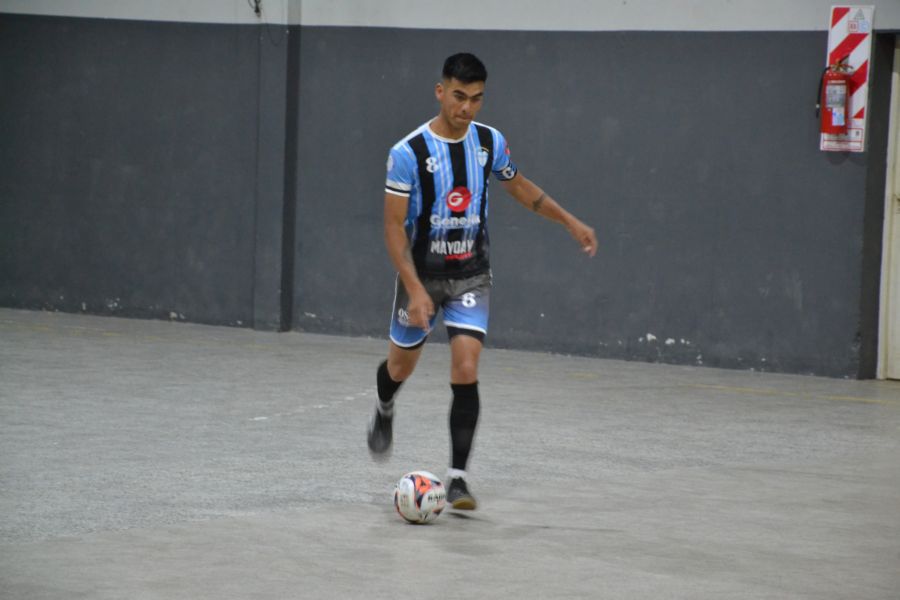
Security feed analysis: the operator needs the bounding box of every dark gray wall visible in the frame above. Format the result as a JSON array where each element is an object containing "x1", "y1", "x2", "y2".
[
  {"x1": 293, "y1": 28, "x2": 891, "y2": 378},
  {"x1": 1, "y1": 14, "x2": 892, "y2": 378},
  {"x1": 0, "y1": 14, "x2": 289, "y2": 328}
]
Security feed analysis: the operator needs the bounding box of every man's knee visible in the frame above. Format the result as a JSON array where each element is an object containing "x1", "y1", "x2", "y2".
[
  {"x1": 387, "y1": 343, "x2": 422, "y2": 381},
  {"x1": 451, "y1": 355, "x2": 479, "y2": 383},
  {"x1": 452, "y1": 365, "x2": 477, "y2": 384},
  {"x1": 450, "y1": 334, "x2": 482, "y2": 384},
  {"x1": 388, "y1": 359, "x2": 416, "y2": 381}
]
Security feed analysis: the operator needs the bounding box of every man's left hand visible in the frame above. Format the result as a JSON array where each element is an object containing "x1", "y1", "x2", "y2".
[{"x1": 567, "y1": 219, "x2": 597, "y2": 257}]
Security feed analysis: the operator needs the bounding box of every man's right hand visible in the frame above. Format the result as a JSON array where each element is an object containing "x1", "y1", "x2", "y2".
[{"x1": 406, "y1": 286, "x2": 435, "y2": 331}]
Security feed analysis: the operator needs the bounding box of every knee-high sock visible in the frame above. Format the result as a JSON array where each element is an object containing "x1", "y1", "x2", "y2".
[
  {"x1": 376, "y1": 360, "x2": 403, "y2": 415},
  {"x1": 449, "y1": 382, "x2": 480, "y2": 471}
]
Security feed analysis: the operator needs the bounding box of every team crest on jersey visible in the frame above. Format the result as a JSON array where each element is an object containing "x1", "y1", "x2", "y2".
[{"x1": 477, "y1": 147, "x2": 489, "y2": 167}]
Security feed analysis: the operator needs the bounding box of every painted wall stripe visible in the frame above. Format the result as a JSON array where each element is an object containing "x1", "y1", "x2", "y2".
[
  {"x1": 829, "y1": 32, "x2": 868, "y2": 65},
  {"x1": 831, "y1": 6, "x2": 850, "y2": 26}
]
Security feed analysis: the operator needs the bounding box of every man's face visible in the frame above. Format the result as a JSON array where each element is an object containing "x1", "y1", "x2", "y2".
[{"x1": 436, "y1": 78, "x2": 485, "y2": 130}]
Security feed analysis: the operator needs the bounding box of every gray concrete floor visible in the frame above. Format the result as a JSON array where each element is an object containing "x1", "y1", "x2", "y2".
[{"x1": 1, "y1": 308, "x2": 899, "y2": 599}]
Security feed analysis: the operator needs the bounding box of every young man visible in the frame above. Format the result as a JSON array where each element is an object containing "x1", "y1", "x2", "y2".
[{"x1": 368, "y1": 53, "x2": 597, "y2": 510}]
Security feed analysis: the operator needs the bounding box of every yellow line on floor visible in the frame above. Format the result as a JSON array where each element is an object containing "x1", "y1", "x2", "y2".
[{"x1": 690, "y1": 383, "x2": 899, "y2": 407}]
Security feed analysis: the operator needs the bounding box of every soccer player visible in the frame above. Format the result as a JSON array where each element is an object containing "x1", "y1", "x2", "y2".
[{"x1": 368, "y1": 53, "x2": 597, "y2": 510}]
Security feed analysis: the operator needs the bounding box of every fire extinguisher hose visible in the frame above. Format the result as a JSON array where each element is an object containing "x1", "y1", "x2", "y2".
[{"x1": 815, "y1": 65, "x2": 829, "y2": 118}]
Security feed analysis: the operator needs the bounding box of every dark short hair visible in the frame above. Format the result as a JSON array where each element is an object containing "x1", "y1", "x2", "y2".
[{"x1": 442, "y1": 53, "x2": 487, "y2": 84}]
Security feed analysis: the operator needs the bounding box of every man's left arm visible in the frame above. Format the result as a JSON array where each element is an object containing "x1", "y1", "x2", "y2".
[{"x1": 500, "y1": 174, "x2": 598, "y2": 257}]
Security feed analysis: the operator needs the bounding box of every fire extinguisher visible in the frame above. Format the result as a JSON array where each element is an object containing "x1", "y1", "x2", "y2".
[{"x1": 816, "y1": 59, "x2": 852, "y2": 135}]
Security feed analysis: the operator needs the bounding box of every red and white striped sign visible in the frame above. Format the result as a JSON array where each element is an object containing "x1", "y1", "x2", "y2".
[{"x1": 821, "y1": 6, "x2": 874, "y2": 152}]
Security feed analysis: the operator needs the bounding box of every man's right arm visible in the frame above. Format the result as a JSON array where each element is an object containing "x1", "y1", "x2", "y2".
[{"x1": 384, "y1": 193, "x2": 434, "y2": 330}]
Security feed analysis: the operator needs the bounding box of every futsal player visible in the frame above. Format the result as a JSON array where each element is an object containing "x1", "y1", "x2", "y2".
[{"x1": 368, "y1": 53, "x2": 597, "y2": 510}]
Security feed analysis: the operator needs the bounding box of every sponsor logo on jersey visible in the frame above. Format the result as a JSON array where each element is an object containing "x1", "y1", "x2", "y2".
[
  {"x1": 477, "y1": 147, "x2": 489, "y2": 167},
  {"x1": 386, "y1": 154, "x2": 394, "y2": 172},
  {"x1": 430, "y1": 239, "x2": 475, "y2": 261},
  {"x1": 446, "y1": 186, "x2": 472, "y2": 212},
  {"x1": 430, "y1": 214, "x2": 481, "y2": 229},
  {"x1": 500, "y1": 165, "x2": 516, "y2": 180}
]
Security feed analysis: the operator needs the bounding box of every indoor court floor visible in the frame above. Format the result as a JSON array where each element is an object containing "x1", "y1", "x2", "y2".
[{"x1": 1, "y1": 307, "x2": 899, "y2": 599}]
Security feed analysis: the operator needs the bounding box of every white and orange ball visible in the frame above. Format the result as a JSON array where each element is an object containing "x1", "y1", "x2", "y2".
[{"x1": 393, "y1": 470, "x2": 446, "y2": 524}]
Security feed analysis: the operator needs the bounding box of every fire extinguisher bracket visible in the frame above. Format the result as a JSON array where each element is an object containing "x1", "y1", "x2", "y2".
[{"x1": 820, "y1": 5, "x2": 875, "y2": 153}]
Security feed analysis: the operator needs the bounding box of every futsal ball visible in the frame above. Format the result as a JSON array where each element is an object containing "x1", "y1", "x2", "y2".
[{"x1": 393, "y1": 470, "x2": 446, "y2": 524}]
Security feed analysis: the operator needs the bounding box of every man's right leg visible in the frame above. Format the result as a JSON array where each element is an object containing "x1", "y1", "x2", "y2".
[
  {"x1": 368, "y1": 341, "x2": 424, "y2": 457},
  {"x1": 369, "y1": 275, "x2": 437, "y2": 458}
]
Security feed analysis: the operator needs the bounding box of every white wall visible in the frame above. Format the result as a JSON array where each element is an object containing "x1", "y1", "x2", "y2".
[
  {"x1": 300, "y1": 0, "x2": 900, "y2": 31},
  {"x1": 2, "y1": 0, "x2": 899, "y2": 30},
  {"x1": 0, "y1": 0, "x2": 286, "y2": 24}
]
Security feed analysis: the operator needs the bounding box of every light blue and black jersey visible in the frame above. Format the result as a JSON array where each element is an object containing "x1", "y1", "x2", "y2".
[{"x1": 385, "y1": 121, "x2": 518, "y2": 279}]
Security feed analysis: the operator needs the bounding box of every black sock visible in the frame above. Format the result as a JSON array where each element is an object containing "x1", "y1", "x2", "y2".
[
  {"x1": 449, "y1": 382, "x2": 480, "y2": 471},
  {"x1": 376, "y1": 360, "x2": 403, "y2": 414}
]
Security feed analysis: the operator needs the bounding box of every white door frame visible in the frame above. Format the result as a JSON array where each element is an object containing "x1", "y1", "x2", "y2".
[{"x1": 877, "y1": 36, "x2": 900, "y2": 379}]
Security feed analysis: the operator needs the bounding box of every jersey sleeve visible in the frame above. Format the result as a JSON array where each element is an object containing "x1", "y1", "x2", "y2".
[
  {"x1": 491, "y1": 129, "x2": 518, "y2": 182},
  {"x1": 385, "y1": 145, "x2": 415, "y2": 197}
]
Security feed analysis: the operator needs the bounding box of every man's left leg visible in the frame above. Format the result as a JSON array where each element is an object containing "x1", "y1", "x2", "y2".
[
  {"x1": 446, "y1": 332, "x2": 482, "y2": 509},
  {"x1": 441, "y1": 272, "x2": 490, "y2": 509}
]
